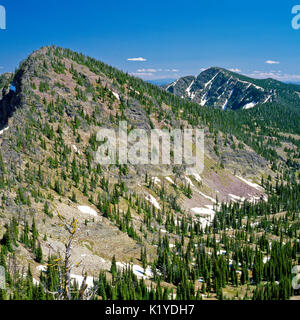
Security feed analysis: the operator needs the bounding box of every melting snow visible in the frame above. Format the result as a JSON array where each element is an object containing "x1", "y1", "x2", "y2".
[
  {"x1": 237, "y1": 176, "x2": 264, "y2": 191},
  {"x1": 200, "y1": 93, "x2": 208, "y2": 106},
  {"x1": 196, "y1": 217, "x2": 211, "y2": 229},
  {"x1": 166, "y1": 79, "x2": 179, "y2": 90},
  {"x1": 112, "y1": 92, "x2": 120, "y2": 101},
  {"x1": 165, "y1": 177, "x2": 175, "y2": 185},
  {"x1": 0, "y1": 126, "x2": 9, "y2": 135},
  {"x1": 36, "y1": 265, "x2": 47, "y2": 272},
  {"x1": 222, "y1": 99, "x2": 229, "y2": 110},
  {"x1": 78, "y1": 206, "x2": 98, "y2": 217},
  {"x1": 238, "y1": 80, "x2": 264, "y2": 91},
  {"x1": 185, "y1": 80, "x2": 195, "y2": 97},
  {"x1": 263, "y1": 257, "x2": 271, "y2": 264},
  {"x1": 145, "y1": 194, "x2": 160, "y2": 210},
  {"x1": 243, "y1": 102, "x2": 256, "y2": 109},
  {"x1": 191, "y1": 206, "x2": 215, "y2": 216},
  {"x1": 204, "y1": 72, "x2": 219, "y2": 89},
  {"x1": 195, "y1": 190, "x2": 216, "y2": 203},
  {"x1": 263, "y1": 95, "x2": 271, "y2": 103},
  {"x1": 116, "y1": 262, "x2": 153, "y2": 280},
  {"x1": 70, "y1": 274, "x2": 94, "y2": 288},
  {"x1": 185, "y1": 176, "x2": 194, "y2": 187},
  {"x1": 152, "y1": 177, "x2": 161, "y2": 185},
  {"x1": 192, "y1": 173, "x2": 202, "y2": 183},
  {"x1": 229, "y1": 194, "x2": 245, "y2": 202},
  {"x1": 248, "y1": 195, "x2": 261, "y2": 204}
]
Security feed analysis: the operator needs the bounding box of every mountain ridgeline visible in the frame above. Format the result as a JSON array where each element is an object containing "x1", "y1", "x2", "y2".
[{"x1": 164, "y1": 67, "x2": 300, "y2": 110}]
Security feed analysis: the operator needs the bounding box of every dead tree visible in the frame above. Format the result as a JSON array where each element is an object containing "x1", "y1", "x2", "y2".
[{"x1": 44, "y1": 212, "x2": 97, "y2": 300}]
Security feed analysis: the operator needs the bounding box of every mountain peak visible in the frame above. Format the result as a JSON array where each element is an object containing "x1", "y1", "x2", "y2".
[{"x1": 164, "y1": 67, "x2": 300, "y2": 110}]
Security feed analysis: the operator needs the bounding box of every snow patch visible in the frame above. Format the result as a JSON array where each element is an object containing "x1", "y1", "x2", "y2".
[
  {"x1": 192, "y1": 173, "x2": 202, "y2": 183},
  {"x1": 78, "y1": 206, "x2": 98, "y2": 217},
  {"x1": 166, "y1": 79, "x2": 179, "y2": 90},
  {"x1": 248, "y1": 195, "x2": 261, "y2": 204},
  {"x1": 222, "y1": 99, "x2": 229, "y2": 110},
  {"x1": 243, "y1": 102, "x2": 256, "y2": 110},
  {"x1": 152, "y1": 177, "x2": 161, "y2": 185},
  {"x1": 145, "y1": 194, "x2": 160, "y2": 210},
  {"x1": 72, "y1": 145, "x2": 78, "y2": 152},
  {"x1": 70, "y1": 274, "x2": 94, "y2": 288},
  {"x1": 165, "y1": 177, "x2": 175, "y2": 185},
  {"x1": 263, "y1": 95, "x2": 271, "y2": 103},
  {"x1": 185, "y1": 80, "x2": 195, "y2": 97},
  {"x1": 191, "y1": 205, "x2": 215, "y2": 217},
  {"x1": 204, "y1": 72, "x2": 219, "y2": 89},
  {"x1": 263, "y1": 256, "x2": 271, "y2": 264},
  {"x1": 237, "y1": 176, "x2": 264, "y2": 191},
  {"x1": 116, "y1": 262, "x2": 153, "y2": 280},
  {"x1": 196, "y1": 217, "x2": 211, "y2": 229},
  {"x1": 196, "y1": 190, "x2": 216, "y2": 203},
  {"x1": 185, "y1": 176, "x2": 194, "y2": 187},
  {"x1": 0, "y1": 126, "x2": 9, "y2": 135},
  {"x1": 200, "y1": 93, "x2": 208, "y2": 106},
  {"x1": 36, "y1": 265, "x2": 47, "y2": 272},
  {"x1": 228, "y1": 194, "x2": 245, "y2": 202},
  {"x1": 112, "y1": 92, "x2": 120, "y2": 101}
]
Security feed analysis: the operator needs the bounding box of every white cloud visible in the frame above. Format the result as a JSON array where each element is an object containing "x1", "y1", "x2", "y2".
[
  {"x1": 137, "y1": 68, "x2": 157, "y2": 73},
  {"x1": 130, "y1": 72, "x2": 153, "y2": 77},
  {"x1": 229, "y1": 68, "x2": 241, "y2": 72},
  {"x1": 164, "y1": 69, "x2": 179, "y2": 72},
  {"x1": 135, "y1": 68, "x2": 179, "y2": 73},
  {"x1": 127, "y1": 57, "x2": 147, "y2": 62},
  {"x1": 265, "y1": 60, "x2": 280, "y2": 65}
]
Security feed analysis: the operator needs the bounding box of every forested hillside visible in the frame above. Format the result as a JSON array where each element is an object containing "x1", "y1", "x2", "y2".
[{"x1": 0, "y1": 46, "x2": 299, "y2": 300}]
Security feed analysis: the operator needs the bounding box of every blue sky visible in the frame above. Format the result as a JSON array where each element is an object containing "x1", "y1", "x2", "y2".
[{"x1": 0, "y1": 0, "x2": 300, "y2": 81}]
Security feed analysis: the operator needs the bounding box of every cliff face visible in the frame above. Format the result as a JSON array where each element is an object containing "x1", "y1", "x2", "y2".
[
  {"x1": 0, "y1": 72, "x2": 21, "y2": 129},
  {"x1": 0, "y1": 88, "x2": 16, "y2": 128}
]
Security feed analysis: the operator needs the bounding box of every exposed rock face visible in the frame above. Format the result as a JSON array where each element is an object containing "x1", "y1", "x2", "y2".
[{"x1": 0, "y1": 72, "x2": 23, "y2": 129}]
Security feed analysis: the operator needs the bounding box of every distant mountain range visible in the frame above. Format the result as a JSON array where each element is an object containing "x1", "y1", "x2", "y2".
[{"x1": 164, "y1": 67, "x2": 300, "y2": 110}]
